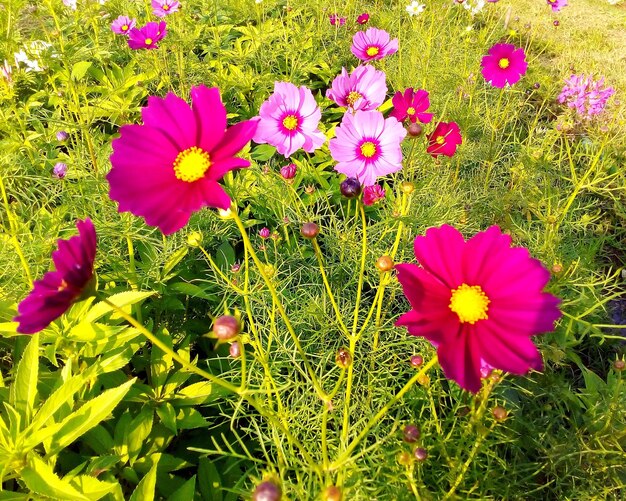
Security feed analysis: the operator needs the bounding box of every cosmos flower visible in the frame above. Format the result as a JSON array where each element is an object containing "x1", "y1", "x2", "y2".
[
  {"x1": 111, "y1": 15, "x2": 136, "y2": 35},
  {"x1": 557, "y1": 74, "x2": 615, "y2": 119},
  {"x1": 326, "y1": 65, "x2": 388, "y2": 111},
  {"x1": 14, "y1": 219, "x2": 97, "y2": 334},
  {"x1": 127, "y1": 21, "x2": 167, "y2": 50},
  {"x1": 107, "y1": 86, "x2": 258, "y2": 234},
  {"x1": 329, "y1": 14, "x2": 346, "y2": 26},
  {"x1": 406, "y1": 1, "x2": 426, "y2": 15},
  {"x1": 351, "y1": 28, "x2": 398, "y2": 62},
  {"x1": 362, "y1": 185, "x2": 386, "y2": 205},
  {"x1": 480, "y1": 43, "x2": 528, "y2": 88},
  {"x1": 546, "y1": 0, "x2": 567, "y2": 11},
  {"x1": 253, "y1": 82, "x2": 326, "y2": 158},
  {"x1": 426, "y1": 122, "x2": 462, "y2": 157},
  {"x1": 395, "y1": 225, "x2": 562, "y2": 392},
  {"x1": 329, "y1": 110, "x2": 407, "y2": 186},
  {"x1": 152, "y1": 0, "x2": 180, "y2": 17},
  {"x1": 53, "y1": 162, "x2": 68, "y2": 179},
  {"x1": 357, "y1": 13, "x2": 370, "y2": 24},
  {"x1": 63, "y1": 0, "x2": 77, "y2": 10},
  {"x1": 389, "y1": 88, "x2": 433, "y2": 124}
]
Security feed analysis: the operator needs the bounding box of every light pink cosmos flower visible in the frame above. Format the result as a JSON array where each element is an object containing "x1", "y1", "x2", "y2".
[
  {"x1": 128, "y1": 22, "x2": 167, "y2": 50},
  {"x1": 326, "y1": 65, "x2": 387, "y2": 111},
  {"x1": 557, "y1": 74, "x2": 615, "y2": 119},
  {"x1": 111, "y1": 15, "x2": 136, "y2": 35},
  {"x1": 363, "y1": 185, "x2": 385, "y2": 205},
  {"x1": 481, "y1": 43, "x2": 527, "y2": 88},
  {"x1": 152, "y1": 0, "x2": 180, "y2": 17},
  {"x1": 546, "y1": 0, "x2": 567, "y2": 11},
  {"x1": 329, "y1": 110, "x2": 407, "y2": 186},
  {"x1": 351, "y1": 28, "x2": 398, "y2": 62},
  {"x1": 253, "y1": 82, "x2": 326, "y2": 158}
]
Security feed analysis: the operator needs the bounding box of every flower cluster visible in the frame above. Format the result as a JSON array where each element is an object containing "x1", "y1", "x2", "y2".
[
  {"x1": 557, "y1": 74, "x2": 615, "y2": 119},
  {"x1": 111, "y1": 0, "x2": 179, "y2": 49}
]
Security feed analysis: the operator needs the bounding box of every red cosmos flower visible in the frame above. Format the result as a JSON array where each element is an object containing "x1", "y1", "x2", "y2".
[
  {"x1": 14, "y1": 219, "x2": 97, "y2": 334},
  {"x1": 357, "y1": 13, "x2": 370, "y2": 24},
  {"x1": 395, "y1": 225, "x2": 561, "y2": 392},
  {"x1": 107, "y1": 86, "x2": 258, "y2": 234},
  {"x1": 480, "y1": 43, "x2": 528, "y2": 88},
  {"x1": 389, "y1": 88, "x2": 433, "y2": 124},
  {"x1": 426, "y1": 122, "x2": 462, "y2": 157}
]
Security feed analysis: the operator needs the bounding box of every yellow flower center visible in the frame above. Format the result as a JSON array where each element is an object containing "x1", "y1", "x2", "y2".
[
  {"x1": 163, "y1": 4, "x2": 170, "y2": 9},
  {"x1": 436, "y1": 136, "x2": 445, "y2": 145},
  {"x1": 449, "y1": 284, "x2": 490, "y2": 324},
  {"x1": 122, "y1": 25, "x2": 129, "y2": 31},
  {"x1": 498, "y1": 58, "x2": 510, "y2": 69},
  {"x1": 366, "y1": 46, "x2": 380, "y2": 57},
  {"x1": 173, "y1": 146, "x2": 211, "y2": 183},
  {"x1": 145, "y1": 38, "x2": 153, "y2": 45},
  {"x1": 360, "y1": 141, "x2": 377, "y2": 158},
  {"x1": 347, "y1": 91, "x2": 363, "y2": 106},
  {"x1": 282, "y1": 114, "x2": 299, "y2": 131},
  {"x1": 58, "y1": 279, "x2": 69, "y2": 292},
  {"x1": 407, "y1": 107, "x2": 416, "y2": 115}
]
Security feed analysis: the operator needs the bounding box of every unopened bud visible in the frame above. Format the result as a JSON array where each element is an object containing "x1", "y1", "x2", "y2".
[{"x1": 213, "y1": 315, "x2": 240, "y2": 340}]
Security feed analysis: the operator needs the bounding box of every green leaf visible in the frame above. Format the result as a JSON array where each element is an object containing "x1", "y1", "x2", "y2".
[
  {"x1": 176, "y1": 381, "x2": 220, "y2": 405},
  {"x1": 67, "y1": 322, "x2": 127, "y2": 343},
  {"x1": 71, "y1": 61, "x2": 92, "y2": 81},
  {"x1": 0, "y1": 492, "x2": 30, "y2": 500},
  {"x1": 127, "y1": 407, "x2": 154, "y2": 465},
  {"x1": 167, "y1": 282, "x2": 215, "y2": 300},
  {"x1": 161, "y1": 247, "x2": 188, "y2": 280},
  {"x1": 85, "y1": 292, "x2": 155, "y2": 323},
  {"x1": 198, "y1": 457, "x2": 222, "y2": 501},
  {"x1": 128, "y1": 454, "x2": 160, "y2": 501},
  {"x1": 21, "y1": 454, "x2": 89, "y2": 501},
  {"x1": 45, "y1": 379, "x2": 136, "y2": 457},
  {"x1": 167, "y1": 475, "x2": 196, "y2": 501},
  {"x1": 250, "y1": 144, "x2": 276, "y2": 161},
  {"x1": 69, "y1": 474, "x2": 118, "y2": 500},
  {"x1": 156, "y1": 402, "x2": 177, "y2": 434},
  {"x1": 10, "y1": 333, "x2": 39, "y2": 425}
]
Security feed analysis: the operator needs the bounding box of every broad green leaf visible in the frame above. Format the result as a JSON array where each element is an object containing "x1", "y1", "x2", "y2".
[
  {"x1": 161, "y1": 247, "x2": 188, "y2": 280},
  {"x1": 10, "y1": 333, "x2": 39, "y2": 425},
  {"x1": 128, "y1": 454, "x2": 160, "y2": 501},
  {"x1": 167, "y1": 282, "x2": 215, "y2": 300},
  {"x1": 85, "y1": 292, "x2": 155, "y2": 323},
  {"x1": 155, "y1": 403, "x2": 177, "y2": 434},
  {"x1": 176, "y1": 381, "x2": 219, "y2": 405},
  {"x1": 198, "y1": 457, "x2": 222, "y2": 501},
  {"x1": 45, "y1": 379, "x2": 136, "y2": 457},
  {"x1": 71, "y1": 61, "x2": 92, "y2": 81},
  {"x1": 150, "y1": 329, "x2": 173, "y2": 389},
  {"x1": 0, "y1": 492, "x2": 29, "y2": 500},
  {"x1": 69, "y1": 474, "x2": 118, "y2": 500},
  {"x1": 167, "y1": 475, "x2": 196, "y2": 501},
  {"x1": 81, "y1": 328, "x2": 143, "y2": 359},
  {"x1": 67, "y1": 322, "x2": 127, "y2": 342},
  {"x1": 81, "y1": 425, "x2": 114, "y2": 456},
  {"x1": 127, "y1": 408, "x2": 154, "y2": 465},
  {"x1": 21, "y1": 454, "x2": 88, "y2": 501}
]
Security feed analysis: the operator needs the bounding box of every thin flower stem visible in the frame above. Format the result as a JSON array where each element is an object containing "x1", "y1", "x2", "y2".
[
  {"x1": 198, "y1": 245, "x2": 246, "y2": 295},
  {"x1": 311, "y1": 238, "x2": 350, "y2": 337},
  {"x1": 230, "y1": 206, "x2": 327, "y2": 401},
  {"x1": 103, "y1": 297, "x2": 320, "y2": 474},
  {"x1": 332, "y1": 356, "x2": 439, "y2": 469}
]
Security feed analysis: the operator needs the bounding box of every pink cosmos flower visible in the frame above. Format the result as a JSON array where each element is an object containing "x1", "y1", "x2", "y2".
[
  {"x1": 53, "y1": 162, "x2": 68, "y2": 179},
  {"x1": 107, "y1": 86, "x2": 258, "y2": 234},
  {"x1": 426, "y1": 122, "x2": 462, "y2": 158},
  {"x1": 127, "y1": 21, "x2": 167, "y2": 50},
  {"x1": 357, "y1": 13, "x2": 370, "y2": 24},
  {"x1": 152, "y1": 0, "x2": 179, "y2": 17},
  {"x1": 557, "y1": 74, "x2": 615, "y2": 119},
  {"x1": 481, "y1": 43, "x2": 527, "y2": 88},
  {"x1": 351, "y1": 28, "x2": 398, "y2": 62},
  {"x1": 14, "y1": 219, "x2": 96, "y2": 334},
  {"x1": 259, "y1": 227, "x2": 270, "y2": 239},
  {"x1": 546, "y1": 0, "x2": 567, "y2": 11},
  {"x1": 329, "y1": 110, "x2": 407, "y2": 186},
  {"x1": 389, "y1": 88, "x2": 433, "y2": 124},
  {"x1": 253, "y1": 82, "x2": 326, "y2": 158},
  {"x1": 363, "y1": 185, "x2": 385, "y2": 205},
  {"x1": 396, "y1": 225, "x2": 561, "y2": 393},
  {"x1": 326, "y1": 65, "x2": 387, "y2": 111},
  {"x1": 111, "y1": 15, "x2": 136, "y2": 35},
  {"x1": 329, "y1": 14, "x2": 346, "y2": 26}
]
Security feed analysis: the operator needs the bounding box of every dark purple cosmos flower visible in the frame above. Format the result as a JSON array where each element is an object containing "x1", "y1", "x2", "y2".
[
  {"x1": 128, "y1": 21, "x2": 167, "y2": 50},
  {"x1": 14, "y1": 219, "x2": 97, "y2": 334}
]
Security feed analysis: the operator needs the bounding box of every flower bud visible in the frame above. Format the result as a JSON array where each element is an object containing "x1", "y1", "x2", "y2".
[
  {"x1": 187, "y1": 231, "x2": 203, "y2": 247},
  {"x1": 229, "y1": 341, "x2": 241, "y2": 358},
  {"x1": 400, "y1": 181, "x2": 415, "y2": 194},
  {"x1": 413, "y1": 447, "x2": 428, "y2": 461},
  {"x1": 614, "y1": 359, "x2": 625, "y2": 371},
  {"x1": 252, "y1": 481, "x2": 281, "y2": 501},
  {"x1": 259, "y1": 227, "x2": 270, "y2": 239},
  {"x1": 492, "y1": 406, "x2": 508, "y2": 421},
  {"x1": 301, "y1": 222, "x2": 319, "y2": 239},
  {"x1": 340, "y1": 177, "x2": 362, "y2": 199},
  {"x1": 280, "y1": 163, "x2": 297, "y2": 180},
  {"x1": 56, "y1": 130, "x2": 69, "y2": 141},
  {"x1": 410, "y1": 355, "x2": 423, "y2": 368},
  {"x1": 53, "y1": 162, "x2": 68, "y2": 179},
  {"x1": 551, "y1": 263, "x2": 563, "y2": 274},
  {"x1": 323, "y1": 486, "x2": 342, "y2": 501},
  {"x1": 336, "y1": 348, "x2": 352, "y2": 369},
  {"x1": 407, "y1": 123, "x2": 423, "y2": 137},
  {"x1": 213, "y1": 315, "x2": 240, "y2": 340},
  {"x1": 376, "y1": 255, "x2": 393, "y2": 272},
  {"x1": 402, "y1": 424, "x2": 420, "y2": 443},
  {"x1": 397, "y1": 451, "x2": 412, "y2": 466}
]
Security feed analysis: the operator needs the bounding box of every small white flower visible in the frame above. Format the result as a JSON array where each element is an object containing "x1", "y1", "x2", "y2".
[
  {"x1": 63, "y1": 0, "x2": 77, "y2": 10},
  {"x1": 406, "y1": 1, "x2": 426, "y2": 16},
  {"x1": 14, "y1": 50, "x2": 43, "y2": 72},
  {"x1": 255, "y1": 0, "x2": 262, "y2": 3},
  {"x1": 462, "y1": 0, "x2": 486, "y2": 15}
]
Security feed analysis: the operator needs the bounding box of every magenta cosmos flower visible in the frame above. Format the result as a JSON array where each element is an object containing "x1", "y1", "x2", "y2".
[
  {"x1": 107, "y1": 86, "x2": 258, "y2": 234},
  {"x1": 111, "y1": 16, "x2": 136, "y2": 35},
  {"x1": 152, "y1": 0, "x2": 179, "y2": 17},
  {"x1": 390, "y1": 88, "x2": 433, "y2": 124},
  {"x1": 357, "y1": 13, "x2": 370, "y2": 24},
  {"x1": 253, "y1": 82, "x2": 326, "y2": 158},
  {"x1": 481, "y1": 43, "x2": 527, "y2": 88},
  {"x1": 14, "y1": 219, "x2": 96, "y2": 334},
  {"x1": 351, "y1": 28, "x2": 398, "y2": 62},
  {"x1": 128, "y1": 22, "x2": 167, "y2": 50},
  {"x1": 329, "y1": 110, "x2": 407, "y2": 186},
  {"x1": 546, "y1": 0, "x2": 567, "y2": 11},
  {"x1": 326, "y1": 65, "x2": 387, "y2": 111},
  {"x1": 426, "y1": 122, "x2": 462, "y2": 158},
  {"x1": 395, "y1": 225, "x2": 561, "y2": 393}
]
